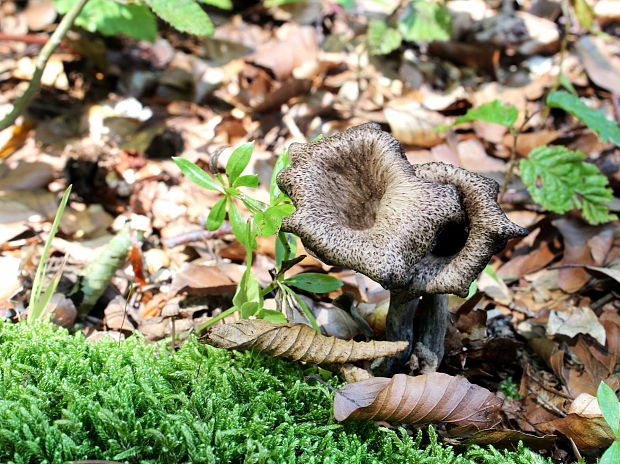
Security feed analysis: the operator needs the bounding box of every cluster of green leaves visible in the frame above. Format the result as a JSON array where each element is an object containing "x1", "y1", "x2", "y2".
[
  {"x1": 446, "y1": 91, "x2": 618, "y2": 225},
  {"x1": 368, "y1": 0, "x2": 452, "y2": 55},
  {"x1": 0, "y1": 320, "x2": 553, "y2": 464},
  {"x1": 173, "y1": 143, "x2": 342, "y2": 329},
  {"x1": 52, "y1": 0, "x2": 232, "y2": 41},
  {"x1": 597, "y1": 381, "x2": 620, "y2": 464}
]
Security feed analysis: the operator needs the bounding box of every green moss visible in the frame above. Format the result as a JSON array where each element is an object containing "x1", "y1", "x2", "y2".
[{"x1": 0, "y1": 321, "x2": 551, "y2": 464}]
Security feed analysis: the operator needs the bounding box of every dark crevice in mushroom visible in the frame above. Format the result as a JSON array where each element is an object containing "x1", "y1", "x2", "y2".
[{"x1": 431, "y1": 218, "x2": 470, "y2": 257}]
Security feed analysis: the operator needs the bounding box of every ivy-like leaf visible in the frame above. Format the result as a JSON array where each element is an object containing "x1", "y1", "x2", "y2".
[
  {"x1": 520, "y1": 146, "x2": 616, "y2": 225},
  {"x1": 226, "y1": 142, "x2": 254, "y2": 185},
  {"x1": 368, "y1": 19, "x2": 402, "y2": 55},
  {"x1": 453, "y1": 100, "x2": 518, "y2": 128},
  {"x1": 206, "y1": 196, "x2": 227, "y2": 231},
  {"x1": 398, "y1": 0, "x2": 451, "y2": 42},
  {"x1": 547, "y1": 91, "x2": 620, "y2": 146},
  {"x1": 283, "y1": 273, "x2": 343, "y2": 293},
  {"x1": 53, "y1": 0, "x2": 157, "y2": 41},
  {"x1": 144, "y1": 0, "x2": 214, "y2": 36},
  {"x1": 173, "y1": 157, "x2": 225, "y2": 193}
]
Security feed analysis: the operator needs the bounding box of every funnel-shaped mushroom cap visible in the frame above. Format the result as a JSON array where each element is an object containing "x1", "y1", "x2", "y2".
[{"x1": 277, "y1": 124, "x2": 527, "y2": 297}]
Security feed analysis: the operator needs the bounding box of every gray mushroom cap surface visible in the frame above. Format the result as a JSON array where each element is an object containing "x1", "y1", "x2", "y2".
[{"x1": 277, "y1": 123, "x2": 527, "y2": 297}]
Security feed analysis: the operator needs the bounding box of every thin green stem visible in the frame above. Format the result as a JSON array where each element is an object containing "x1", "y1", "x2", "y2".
[
  {"x1": 279, "y1": 282, "x2": 320, "y2": 333},
  {"x1": 198, "y1": 306, "x2": 239, "y2": 332},
  {"x1": 277, "y1": 231, "x2": 292, "y2": 264},
  {"x1": 0, "y1": 0, "x2": 90, "y2": 131}
]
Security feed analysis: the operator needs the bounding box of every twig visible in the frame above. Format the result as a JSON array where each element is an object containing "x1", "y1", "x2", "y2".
[
  {"x1": 161, "y1": 223, "x2": 232, "y2": 248},
  {"x1": 526, "y1": 385, "x2": 567, "y2": 418},
  {"x1": 0, "y1": 0, "x2": 89, "y2": 131}
]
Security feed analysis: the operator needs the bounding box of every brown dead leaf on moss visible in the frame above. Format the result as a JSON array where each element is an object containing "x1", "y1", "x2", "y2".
[
  {"x1": 203, "y1": 319, "x2": 408, "y2": 364},
  {"x1": 333, "y1": 372, "x2": 501, "y2": 428}
]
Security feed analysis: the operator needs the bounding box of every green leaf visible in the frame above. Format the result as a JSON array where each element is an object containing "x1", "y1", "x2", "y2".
[
  {"x1": 466, "y1": 279, "x2": 478, "y2": 299},
  {"x1": 283, "y1": 273, "x2": 343, "y2": 293},
  {"x1": 257, "y1": 308, "x2": 288, "y2": 324},
  {"x1": 559, "y1": 74, "x2": 577, "y2": 95},
  {"x1": 53, "y1": 0, "x2": 157, "y2": 41},
  {"x1": 482, "y1": 264, "x2": 501, "y2": 284},
  {"x1": 206, "y1": 196, "x2": 227, "y2": 231},
  {"x1": 453, "y1": 100, "x2": 518, "y2": 128},
  {"x1": 270, "y1": 150, "x2": 290, "y2": 204},
  {"x1": 598, "y1": 382, "x2": 620, "y2": 435},
  {"x1": 254, "y1": 204, "x2": 295, "y2": 237},
  {"x1": 233, "y1": 266, "x2": 262, "y2": 318},
  {"x1": 398, "y1": 0, "x2": 451, "y2": 42},
  {"x1": 233, "y1": 175, "x2": 259, "y2": 188},
  {"x1": 239, "y1": 301, "x2": 260, "y2": 319},
  {"x1": 227, "y1": 197, "x2": 250, "y2": 248},
  {"x1": 198, "y1": 0, "x2": 233, "y2": 9},
  {"x1": 573, "y1": 0, "x2": 595, "y2": 31},
  {"x1": 520, "y1": 146, "x2": 616, "y2": 225},
  {"x1": 368, "y1": 19, "x2": 402, "y2": 55},
  {"x1": 600, "y1": 441, "x2": 620, "y2": 464},
  {"x1": 173, "y1": 157, "x2": 225, "y2": 193},
  {"x1": 226, "y1": 142, "x2": 254, "y2": 185},
  {"x1": 547, "y1": 91, "x2": 620, "y2": 145},
  {"x1": 224, "y1": 187, "x2": 241, "y2": 196},
  {"x1": 144, "y1": 0, "x2": 214, "y2": 36},
  {"x1": 276, "y1": 232, "x2": 297, "y2": 269}
]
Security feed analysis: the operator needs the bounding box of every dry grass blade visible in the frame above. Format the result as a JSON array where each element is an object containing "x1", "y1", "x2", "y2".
[
  {"x1": 203, "y1": 319, "x2": 408, "y2": 364},
  {"x1": 333, "y1": 373, "x2": 502, "y2": 428}
]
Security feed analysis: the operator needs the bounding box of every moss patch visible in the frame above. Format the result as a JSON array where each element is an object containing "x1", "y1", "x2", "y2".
[{"x1": 0, "y1": 321, "x2": 550, "y2": 464}]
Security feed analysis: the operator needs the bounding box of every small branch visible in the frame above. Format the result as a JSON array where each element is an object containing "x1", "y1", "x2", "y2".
[{"x1": 0, "y1": 0, "x2": 89, "y2": 131}]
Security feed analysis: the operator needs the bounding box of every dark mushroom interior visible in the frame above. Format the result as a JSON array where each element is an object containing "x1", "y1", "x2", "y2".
[{"x1": 430, "y1": 216, "x2": 470, "y2": 258}]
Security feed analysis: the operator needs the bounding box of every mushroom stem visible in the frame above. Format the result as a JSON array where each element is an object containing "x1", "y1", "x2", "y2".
[
  {"x1": 373, "y1": 289, "x2": 420, "y2": 376},
  {"x1": 373, "y1": 292, "x2": 449, "y2": 376},
  {"x1": 411, "y1": 294, "x2": 449, "y2": 373}
]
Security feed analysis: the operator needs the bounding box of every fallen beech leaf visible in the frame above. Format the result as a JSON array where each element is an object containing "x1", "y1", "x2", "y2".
[
  {"x1": 541, "y1": 414, "x2": 615, "y2": 449},
  {"x1": 204, "y1": 319, "x2": 408, "y2": 364},
  {"x1": 333, "y1": 373, "x2": 501, "y2": 428},
  {"x1": 461, "y1": 429, "x2": 556, "y2": 450},
  {"x1": 575, "y1": 35, "x2": 620, "y2": 96},
  {"x1": 547, "y1": 306, "x2": 606, "y2": 345},
  {"x1": 384, "y1": 99, "x2": 447, "y2": 147},
  {"x1": 169, "y1": 262, "x2": 238, "y2": 296}
]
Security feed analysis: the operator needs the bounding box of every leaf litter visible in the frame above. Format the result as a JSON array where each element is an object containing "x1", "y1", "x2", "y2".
[{"x1": 1, "y1": 0, "x2": 620, "y2": 461}]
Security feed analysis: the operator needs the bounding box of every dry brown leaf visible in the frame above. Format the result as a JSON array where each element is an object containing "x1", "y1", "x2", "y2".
[
  {"x1": 575, "y1": 35, "x2": 620, "y2": 96},
  {"x1": 384, "y1": 98, "x2": 447, "y2": 147},
  {"x1": 169, "y1": 262, "x2": 238, "y2": 296},
  {"x1": 541, "y1": 414, "x2": 615, "y2": 449},
  {"x1": 546, "y1": 306, "x2": 606, "y2": 346},
  {"x1": 333, "y1": 373, "x2": 502, "y2": 428},
  {"x1": 328, "y1": 363, "x2": 373, "y2": 383},
  {"x1": 204, "y1": 319, "x2": 408, "y2": 364}
]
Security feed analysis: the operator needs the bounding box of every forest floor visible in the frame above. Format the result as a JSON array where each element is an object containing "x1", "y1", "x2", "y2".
[{"x1": 1, "y1": 1, "x2": 620, "y2": 463}]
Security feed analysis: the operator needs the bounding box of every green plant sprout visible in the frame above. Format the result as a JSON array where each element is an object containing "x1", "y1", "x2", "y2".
[
  {"x1": 28, "y1": 185, "x2": 72, "y2": 323},
  {"x1": 441, "y1": 92, "x2": 618, "y2": 226},
  {"x1": 173, "y1": 144, "x2": 342, "y2": 331},
  {"x1": 597, "y1": 381, "x2": 620, "y2": 464},
  {"x1": 498, "y1": 377, "x2": 522, "y2": 400}
]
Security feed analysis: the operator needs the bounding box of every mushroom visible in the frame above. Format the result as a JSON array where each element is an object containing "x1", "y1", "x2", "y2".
[{"x1": 277, "y1": 123, "x2": 527, "y2": 375}]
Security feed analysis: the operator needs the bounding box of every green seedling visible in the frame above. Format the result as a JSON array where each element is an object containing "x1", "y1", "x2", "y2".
[
  {"x1": 597, "y1": 381, "x2": 620, "y2": 464},
  {"x1": 28, "y1": 185, "x2": 72, "y2": 323}
]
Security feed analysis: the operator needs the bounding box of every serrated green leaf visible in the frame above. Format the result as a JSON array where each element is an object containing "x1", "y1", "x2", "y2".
[
  {"x1": 547, "y1": 91, "x2": 620, "y2": 146},
  {"x1": 233, "y1": 175, "x2": 259, "y2": 188},
  {"x1": 368, "y1": 19, "x2": 402, "y2": 55},
  {"x1": 258, "y1": 308, "x2": 288, "y2": 324},
  {"x1": 198, "y1": 0, "x2": 233, "y2": 9},
  {"x1": 53, "y1": 0, "x2": 157, "y2": 41},
  {"x1": 173, "y1": 157, "x2": 225, "y2": 193},
  {"x1": 600, "y1": 441, "x2": 620, "y2": 464},
  {"x1": 226, "y1": 142, "x2": 254, "y2": 185},
  {"x1": 520, "y1": 146, "x2": 616, "y2": 225},
  {"x1": 144, "y1": 0, "x2": 214, "y2": 36},
  {"x1": 283, "y1": 273, "x2": 343, "y2": 293},
  {"x1": 598, "y1": 382, "x2": 620, "y2": 435},
  {"x1": 206, "y1": 196, "x2": 227, "y2": 231},
  {"x1": 270, "y1": 150, "x2": 290, "y2": 204},
  {"x1": 398, "y1": 0, "x2": 451, "y2": 42},
  {"x1": 453, "y1": 100, "x2": 518, "y2": 128}
]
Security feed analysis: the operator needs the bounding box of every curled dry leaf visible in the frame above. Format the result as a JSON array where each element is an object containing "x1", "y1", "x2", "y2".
[
  {"x1": 333, "y1": 373, "x2": 502, "y2": 428},
  {"x1": 203, "y1": 319, "x2": 408, "y2": 364}
]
